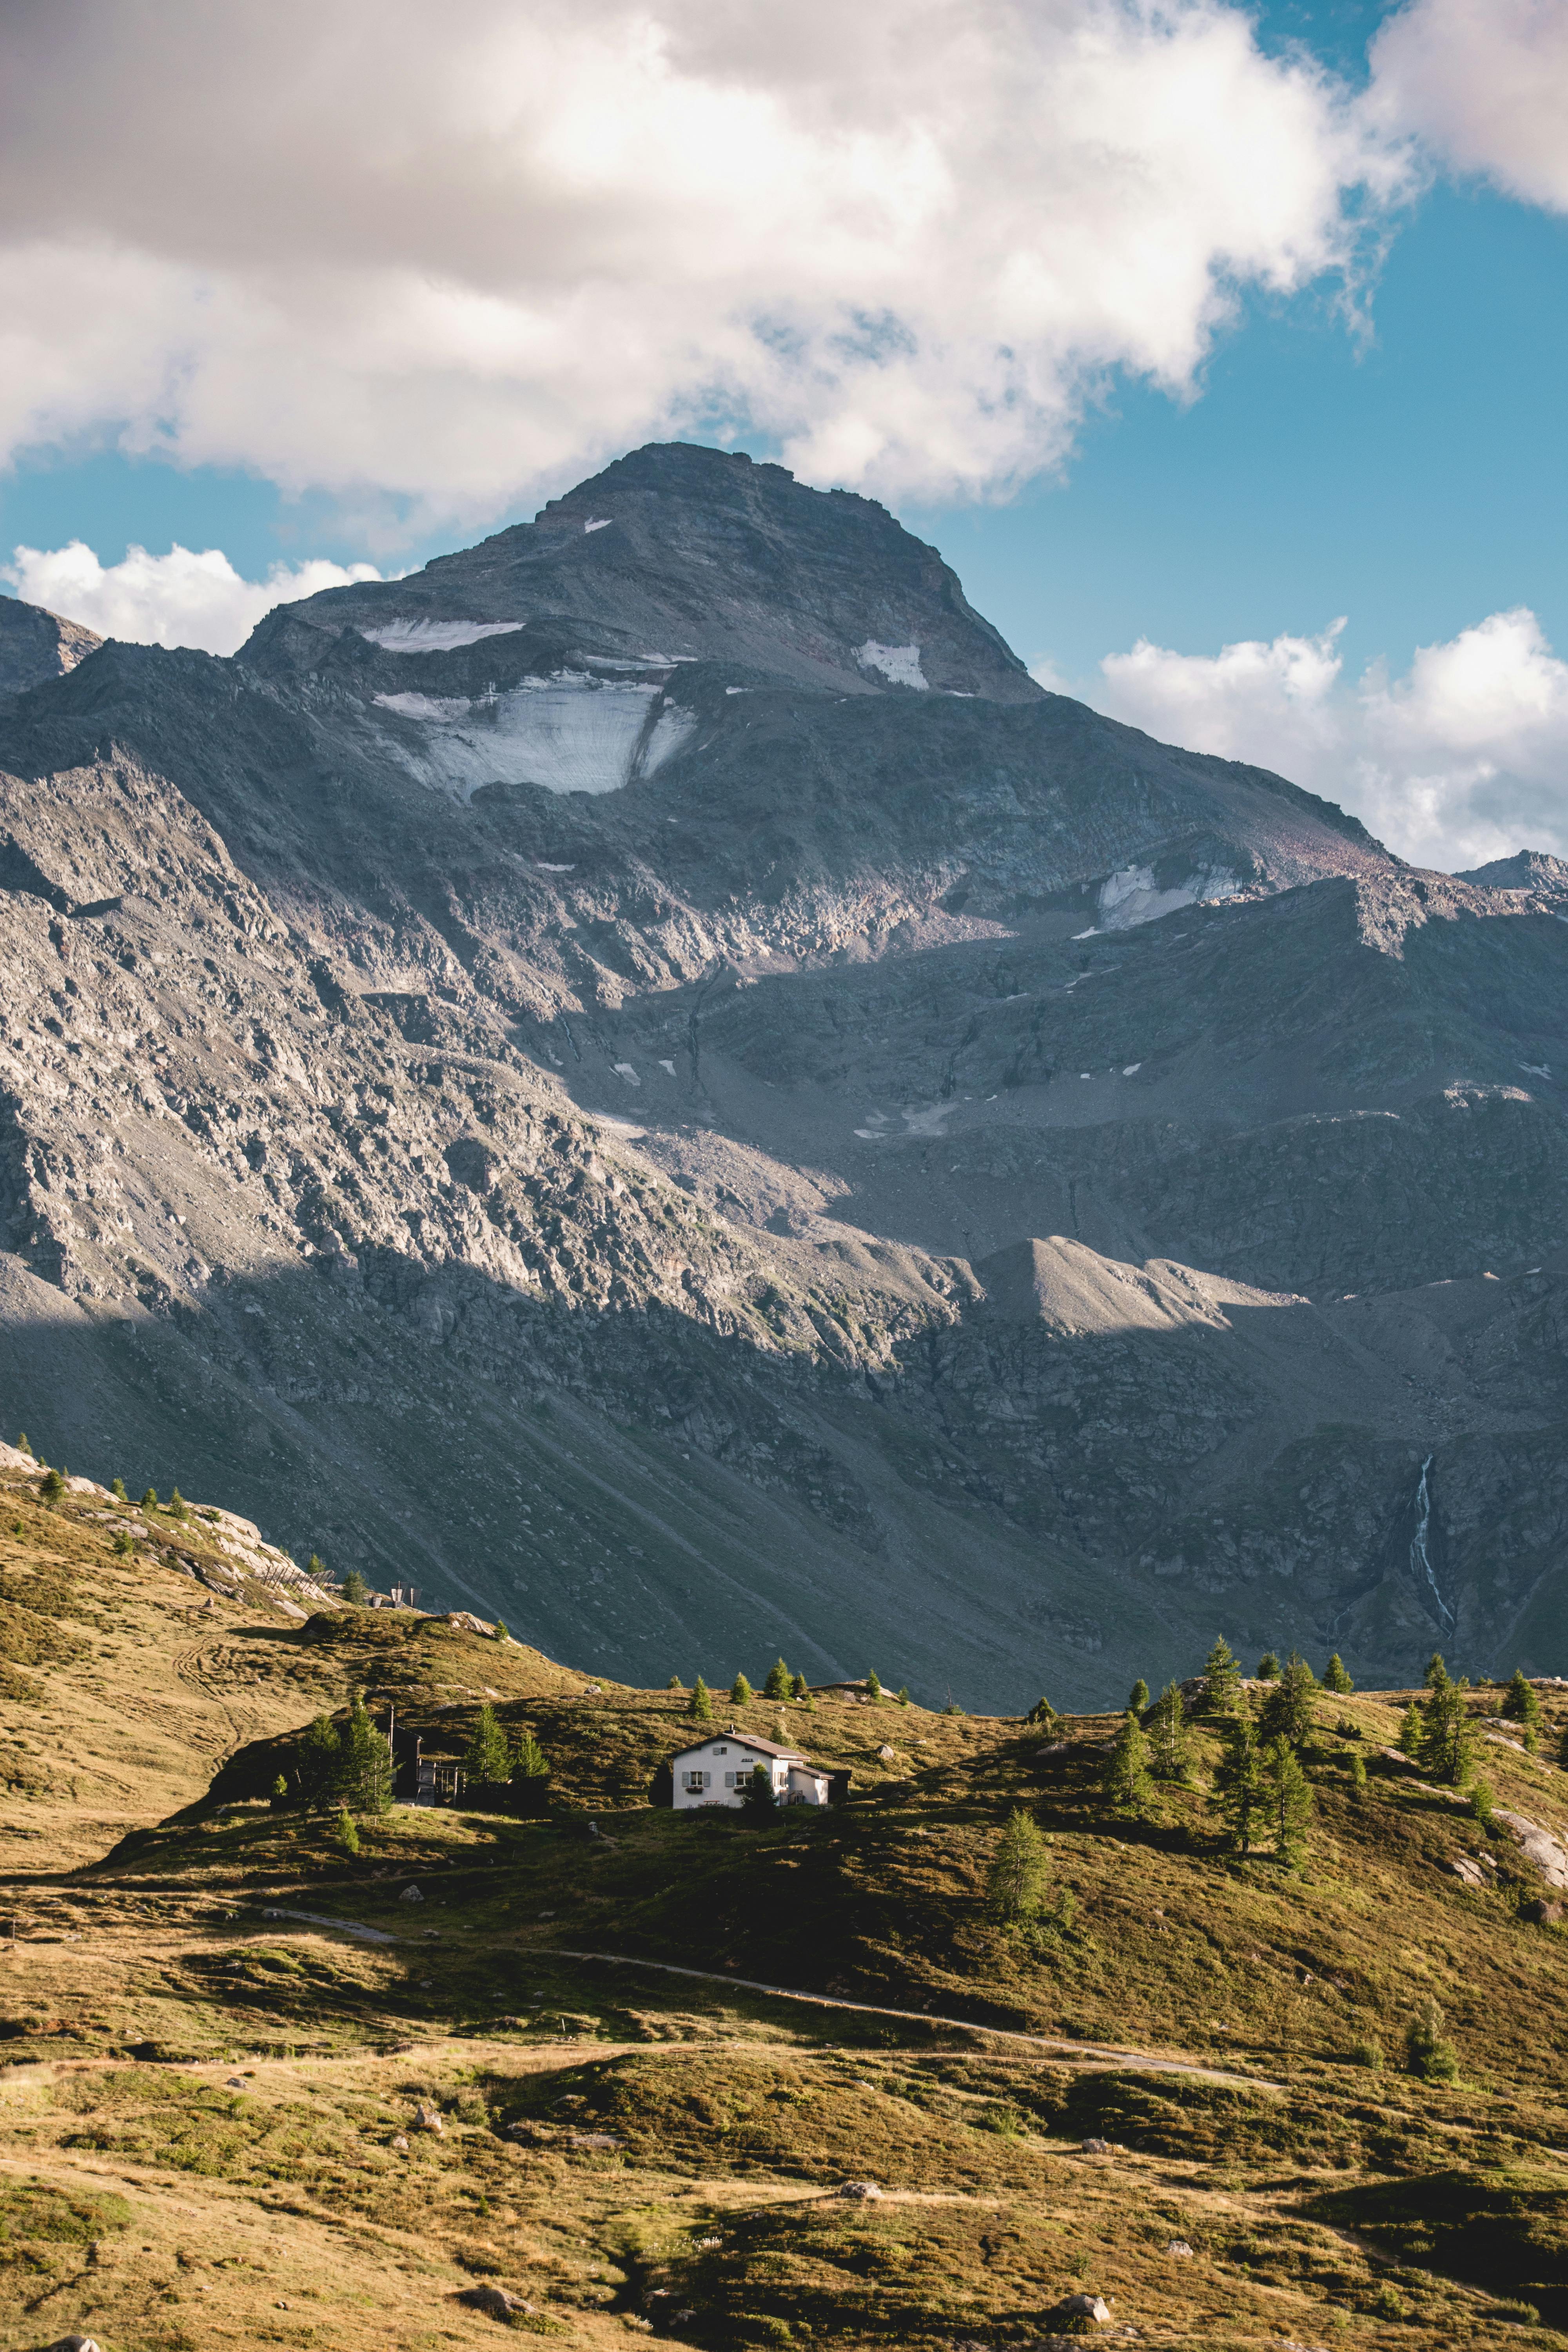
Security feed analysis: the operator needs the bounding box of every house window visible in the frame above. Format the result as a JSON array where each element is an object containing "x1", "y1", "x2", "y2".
[
  {"x1": 682, "y1": 1769, "x2": 710, "y2": 1792},
  {"x1": 724, "y1": 1772, "x2": 736, "y2": 1788},
  {"x1": 713, "y1": 1745, "x2": 727, "y2": 1755}
]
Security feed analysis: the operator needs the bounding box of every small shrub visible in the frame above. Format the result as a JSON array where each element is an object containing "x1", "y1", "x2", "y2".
[
  {"x1": 1350, "y1": 2036, "x2": 1383, "y2": 2072},
  {"x1": 337, "y1": 1809, "x2": 361, "y2": 1856},
  {"x1": 111, "y1": 1477, "x2": 128, "y2": 1502},
  {"x1": 141, "y1": 1487, "x2": 158, "y2": 1508},
  {"x1": 112, "y1": 1532, "x2": 135, "y2": 1558},
  {"x1": 38, "y1": 1468, "x2": 65, "y2": 1506},
  {"x1": 1370, "y1": 2283, "x2": 1409, "y2": 2319},
  {"x1": 1405, "y1": 1996, "x2": 1459, "y2": 2082},
  {"x1": 1348, "y1": 1754, "x2": 1368, "y2": 1801},
  {"x1": 1470, "y1": 1775, "x2": 1495, "y2": 1829}
]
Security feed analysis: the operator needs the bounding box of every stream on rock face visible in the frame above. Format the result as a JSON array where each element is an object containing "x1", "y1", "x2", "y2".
[{"x1": 1410, "y1": 1453, "x2": 1455, "y2": 1631}]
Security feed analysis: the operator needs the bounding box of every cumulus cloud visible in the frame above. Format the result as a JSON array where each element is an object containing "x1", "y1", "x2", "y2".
[
  {"x1": 0, "y1": 0, "x2": 1407, "y2": 528},
  {"x1": 3, "y1": 544, "x2": 381, "y2": 657},
  {"x1": 1369, "y1": 0, "x2": 1568, "y2": 211},
  {"x1": 1081, "y1": 608, "x2": 1568, "y2": 873}
]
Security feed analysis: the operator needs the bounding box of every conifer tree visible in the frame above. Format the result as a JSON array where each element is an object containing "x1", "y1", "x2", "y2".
[
  {"x1": 493, "y1": 1620, "x2": 510, "y2": 1644},
  {"x1": 15, "y1": 1434, "x2": 30, "y2": 1457},
  {"x1": 1405, "y1": 1995, "x2": 1459, "y2": 2082},
  {"x1": 39, "y1": 1468, "x2": 64, "y2": 1505},
  {"x1": 1503, "y1": 1668, "x2": 1542, "y2": 1733},
  {"x1": 763, "y1": 1657, "x2": 792, "y2": 1700},
  {"x1": 169, "y1": 1488, "x2": 188, "y2": 1519},
  {"x1": 142, "y1": 1486, "x2": 158, "y2": 1509},
  {"x1": 1398, "y1": 1700, "x2": 1424, "y2": 1759},
  {"x1": 1127, "y1": 1678, "x2": 1150, "y2": 1715},
  {"x1": 690, "y1": 1677, "x2": 714, "y2": 1723},
  {"x1": 896, "y1": 1686, "x2": 911, "y2": 1706},
  {"x1": 1202, "y1": 1637, "x2": 1242, "y2": 1713},
  {"x1": 740, "y1": 1762, "x2": 777, "y2": 1815},
  {"x1": 111, "y1": 1477, "x2": 129, "y2": 1503},
  {"x1": 1425, "y1": 1651, "x2": 1451, "y2": 1692},
  {"x1": 340, "y1": 1695, "x2": 394, "y2": 1814},
  {"x1": 1322, "y1": 1653, "x2": 1354, "y2": 1694},
  {"x1": 987, "y1": 1808, "x2": 1051, "y2": 1925},
  {"x1": 1349, "y1": 1752, "x2": 1368, "y2": 1802},
  {"x1": 269, "y1": 1773, "x2": 289, "y2": 1811},
  {"x1": 1256, "y1": 1651, "x2": 1280, "y2": 1681},
  {"x1": 1469, "y1": 1773, "x2": 1495, "y2": 1829},
  {"x1": 866, "y1": 1669, "x2": 884, "y2": 1701},
  {"x1": 731, "y1": 1672, "x2": 753, "y2": 1706},
  {"x1": 1213, "y1": 1714, "x2": 1264, "y2": 1854},
  {"x1": 1259, "y1": 1652, "x2": 1317, "y2": 1749},
  {"x1": 791, "y1": 1672, "x2": 810, "y2": 1700},
  {"x1": 463, "y1": 1701, "x2": 511, "y2": 1786},
  {"x1": 1102, "y1": 1712, "x2": 1153, "y2": 1815},
  {"x1": 511, "y1": 1731, "x2": 550, "y2": 1783},
  {"x1": 341, "y1": 1569, "x2": 368, "y2": 1607},
  {"x1": 297, "y1": 1713, "x2": 343, "y2": 1812},
  {"x1": 1148, "y1": 1681, "x2": 1196, "y2": 1783},
  {"x1": 1419, "y1": 1674, "x2": 1475, "y2": 1787},
  {"x1": 337, "y1": 1809, "x2": 361, "y2": 1856},
  {"x1": 667, "y1": 1675, "x2": 684, "y2": 1691},
  {"x1": 1263, "y1": 1736, "x2": 1312, "y2": 1865}
]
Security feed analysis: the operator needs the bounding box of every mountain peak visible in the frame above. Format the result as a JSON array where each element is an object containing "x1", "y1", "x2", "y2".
[
  {"x1": 0, "y1": 593, "x2": 103, "y2": 695},
  {"x1": 243, "y1": 439, "x2": 1042, "y2": 702}
]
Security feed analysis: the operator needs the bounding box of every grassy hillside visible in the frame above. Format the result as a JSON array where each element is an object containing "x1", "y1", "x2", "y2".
[{"x1": 3, "y1": 1452, "x2": 1568, "y2": 2350}]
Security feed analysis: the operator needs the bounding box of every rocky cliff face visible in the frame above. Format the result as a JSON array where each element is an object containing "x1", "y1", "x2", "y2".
[
  {"x1": 0, "y1": 594, "x2": 102, "y2": 695},
  {"x1": 1, "y1": 441, "x2": 1566, "y2": 1703}
]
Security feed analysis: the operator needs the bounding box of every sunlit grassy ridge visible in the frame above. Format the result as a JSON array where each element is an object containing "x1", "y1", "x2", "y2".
[{"x1": 3, "y1": 1455, "x2": 1568, "y2": 2348}]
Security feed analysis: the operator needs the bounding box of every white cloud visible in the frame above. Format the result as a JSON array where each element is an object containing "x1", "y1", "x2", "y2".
[
  {"x1": 1079, "y1": 608, "x2": 1568, "y2": 873},
  {"x1": 3, "y1": 544, "x2": 381, "y2": 657},
  {"x1": 0, "y1": 1, "x2": 1407, "y2": 529},
  {"x1": 1369, "y1": 0, "x2": 1568, "y2": 211}
]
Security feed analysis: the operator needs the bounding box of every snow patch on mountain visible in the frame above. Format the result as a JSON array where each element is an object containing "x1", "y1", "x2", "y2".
[
  {"x1": 857, "y1": 641, "x2": 928, "y2": 691},
  {"x1": 360, "y1": 619, "x2": 526, "y2": 652},
  {"x1": 1097, "y1": 863, "x2": 1241, "y2": 930},
  {"x1": 372, "y1": 673, "x2": 695, "y2": 800}
]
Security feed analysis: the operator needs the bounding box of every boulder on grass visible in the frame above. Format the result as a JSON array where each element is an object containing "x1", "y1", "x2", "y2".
[{"x1": 1042, "y1": 2292, "x2": 1112, "y2": 2328}]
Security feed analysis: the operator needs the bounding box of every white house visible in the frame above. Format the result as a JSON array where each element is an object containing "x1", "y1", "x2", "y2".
[{"x1": 671, "y1": 1730, "x2": 830, "y2": 1809}]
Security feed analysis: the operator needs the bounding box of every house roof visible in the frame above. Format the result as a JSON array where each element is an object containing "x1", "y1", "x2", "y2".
[{"x1": 670, "y1": 1730, "x2": 822, "y2": 1766}]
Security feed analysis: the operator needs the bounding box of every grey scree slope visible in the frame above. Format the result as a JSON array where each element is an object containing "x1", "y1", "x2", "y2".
[{"x1": 1, "y1": 441, "x2": 1566, "y2": 1706}]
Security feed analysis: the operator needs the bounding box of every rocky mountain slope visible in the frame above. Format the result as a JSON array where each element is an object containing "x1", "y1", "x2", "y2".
[{"x1": 1, "y1": 441, "x2": 1566, "y2": 1702}]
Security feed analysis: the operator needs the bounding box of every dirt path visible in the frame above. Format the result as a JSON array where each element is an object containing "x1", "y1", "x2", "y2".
[{"x1": 546, "y1": 1947, "x2": 1280, "y2": 2090}]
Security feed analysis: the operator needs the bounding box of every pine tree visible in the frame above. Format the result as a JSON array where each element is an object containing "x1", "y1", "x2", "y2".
[
  {"x1": 111, "y1": 1477, "x2": 129, "y2": 1503},
  {"x1": 1202, "y1": 1636, "x2": 1243, "y2": 1714},
  {"x1": 1259, "y1": 1652, "x2": 1317, "y2": 1749},
  {"x1": 341, "y1": 1569, "x2": 368, "y2": 1607},
  {"x1": 1419, "y1": 1675, "x2": 1475, "y2": 1787},
  {"x1": 269, "y1": 1773, "x2": 289, "y2": 1811},
  {"x1": 297, "y1": 1714, "x2": 342, "y2": 1812},
  {"x1": 337, "y1": 1809, "x2": 361, "y2": 1856},
  {"x1": 1399, "y1": 1699, "x2": 1425, "y2": 1758},
  {"x1": 1322, "y1": 1653, "x2": 1354, "y2": 1694},
  {"x1": 740, "y1": 1763, "x2": 777, "y2": 1815},
  {"x1": 494, "y1": 1621, "x2": 510, "y2": 1644},
  {"x1": 463, "y1": 1702, "x2": 511, "y2": 1786},
  {"x1": 306, "y1": 1553, "x2": 326, "y2": 1579},
  {"x1": 896, "y1": 1686, "x2": 911, "y2": 1706},
  {"x1": 1127, "y1": 1678, "x2": 1150, "y2": 1715},
  {"x1": 113, "y1": 1532, "x2": 135, "y2": 1558},
  {"x1": 1502, "y1": 1668, "x2": 1542, "y2": 1733},
  {"x1": 866, "y1": 1669, "x2": 884, "y2": 1701},
  {"x1": 1213, "y1": 1715, "x2": 1264, "y2": 1854},
  {"x1": 1425, "y1": 1651, "x2": 1451, "y2": 1692},
  {"x1": 987, "y1": 1808, "x2": 1051, "y2": 1925},
  {"x1": 15, "y1": 1434, "x2": 31, "y2": 1457},
  {"x1": 1256, "y1": 1651, "x2": 1280, "y2": 1681},
  {"x1": 1263, "y1": 1736, "x2": 1312, "y2": 1866},
  {"x1": 169, "y1": 1488, "x2": 188, "y2": 1519},
  {"x1": 1349, "y1": 1752, "x2": 1368, "y2": 1803},
  {"x1": 763, "y1": 1657, "x2": 792, "y2": 1700},
  {"x1": 340, "y1": 1696, "x2": 394, "y2": 1814},
  {"x1": 141, "y1": 1486, "x2": 158, "y2": 1509},
  {"x1": 1103, "y1": 1712, "x2": 1153, "y2": 1815},
  {"x1": 690, "y1": 1677, "x2": 714, "y2": 1723},
  {"x1": 667, "y1": 1675, "x2": 684, "y2": 1691},
  {"x1": 511, "y1": 1731, "x2": 550, "y2": 1783},
  {"x1": 1469, "y1": 1774, "x2": 1495, "y2": 1829},
  {"x1": 791, "y1": 1672, "x2": 810, "y2": 1700},
  {"x1": 1148, "y1": 1682, "x2": 1196, "y2": 1783},
  {"x1": 1028, "y1": 1694, "x2": 1059, "y2": 1728},
  {"x1": 39, "y1": 1468, "x2": 64, "y2": 1505},
  {"x1": 730, "y1": 1673, "x2": 753, "y2": 1706}
]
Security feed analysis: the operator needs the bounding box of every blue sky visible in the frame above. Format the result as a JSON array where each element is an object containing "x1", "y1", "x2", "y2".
[{"x1": 2, "y1": 0, "x2": 1565, "y2": 868}]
